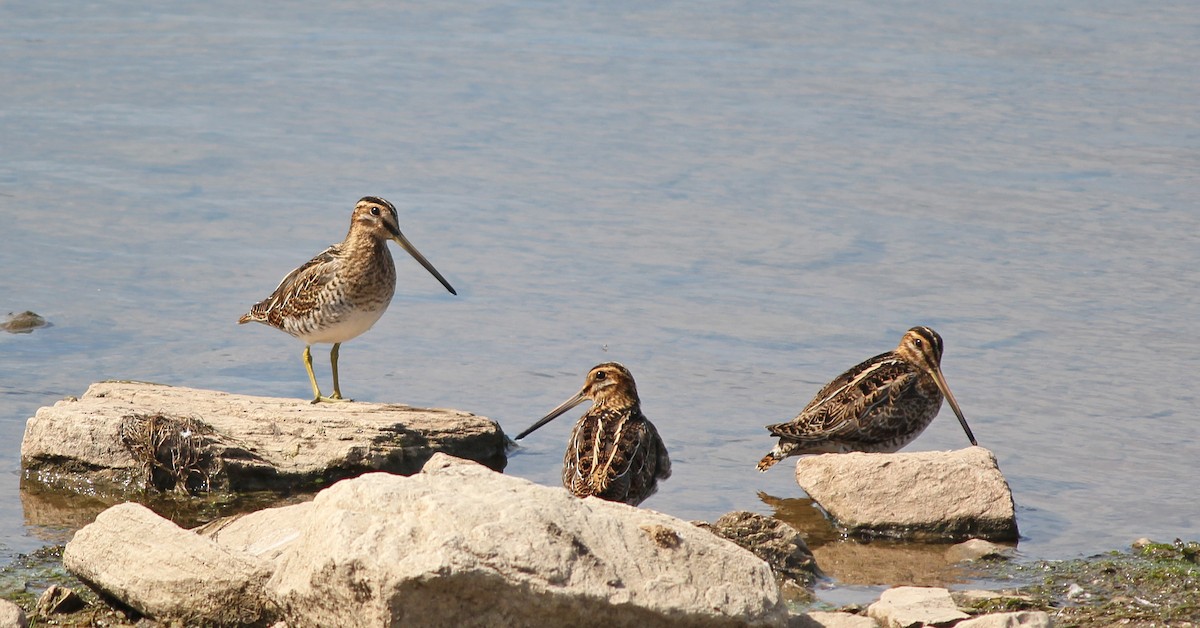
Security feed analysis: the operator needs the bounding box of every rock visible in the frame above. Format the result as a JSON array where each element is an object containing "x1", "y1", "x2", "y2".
[
  {"x1": 265, "y1": 455, "x2": 785, "y2": 627},
  {"x1": 866, "y1": 586, "x2": 968, "y2": 628},
  {"x1": 699, "y1": 511, "x2": 821, "y2": 585},
  {"x1": 792, "y1": 610, "x2": 879, "y2": 627},
  {"x1": 35, "y1": 584, "x2": 85, "y2": 615},
  {"x1": 1, "y1": 310, "x2": 47, "y2": 333},
  {"x1": 195, "y1": 501, "x2": 315, "y2": 566},
  {"x1": 945, "y1": 539, "x2": 1017, "y2": 563},
  {"x1": 955, "y1": 611, "x2": 1052, "y2": 627},
  {"x1": 951, "y1": 589, "x2": 1037, "y2": 610},
  {"x1": 63, "y1": 502, "x2": 275, "y2": 626},
  {"x1": 794, "y1": 447, "x2": 1017, "y2": 541},
  {"x1": 21, "y1": 381, "x2": 507, "y2": 496},
  {"x1": 0, "y1": 599, "x2": 27, "y2": 628}
]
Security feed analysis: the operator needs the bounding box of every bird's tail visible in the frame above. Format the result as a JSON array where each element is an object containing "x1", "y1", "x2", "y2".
[{"x1": 756, "y1": 451, "x2": 782, "y2": 472}]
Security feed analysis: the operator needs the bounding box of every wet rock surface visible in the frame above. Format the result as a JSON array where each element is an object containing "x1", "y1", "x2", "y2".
[
  {"x1": 794, "y1": 447, "x2": 1018, "y2": 541},
  {"x1": 1, "y1": 310, "x2": 48, "y2": 333},
  {"x1": 20, "y1": 381, "x2": 507, "y2": 496}
]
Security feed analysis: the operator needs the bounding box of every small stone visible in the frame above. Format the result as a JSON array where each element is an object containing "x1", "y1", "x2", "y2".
[
  {"x1": 36, "y1": 584, "x2": 86, "y2": 615},
  {"x1": 945, "y1": 539, "x2": 1017, "y2": 563},
  {"x1": 1, "y1": 310, "x2": 47, "y2": 333},
  {"x1": 866, "y1": 586, "x2": 968, "y2": 628},
  {"x1": 955, "y1": 611, "x2": 1053, "y2": 627},
  {"x1": 793, "y1": 610, "x2": 879, "y2": 627},
  {"x1": 1131, "y1": 537, "x2": 1154, "y2": 550},
  {"x1": 1065, "y1": 582, "x2": 1089, "y2": 600},
  {"x1": 0, "y1": 599, "x2": 27, "y2": 628}
]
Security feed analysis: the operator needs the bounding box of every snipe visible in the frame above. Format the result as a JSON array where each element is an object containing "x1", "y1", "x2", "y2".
[
  {"x1": 515, "y1": 362, "x2": 671, "y2": 506},
  {"x1": 239, "y1": 196, "x2": 456, "y2": 403},
  {"x1": 757, "y1": 326, "x2": 978, "y2": 471}
]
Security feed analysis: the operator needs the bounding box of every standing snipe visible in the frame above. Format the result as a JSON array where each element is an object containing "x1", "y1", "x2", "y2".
[
  {"x1": 757, "y1": 326, "x2": 978, "y2": 471},
  {"x1": 515, "y1": 362, "x2": 671, "y2": 506},
  {"x1": 239, "y1": 196, "x2": 456, "y2": 403}
]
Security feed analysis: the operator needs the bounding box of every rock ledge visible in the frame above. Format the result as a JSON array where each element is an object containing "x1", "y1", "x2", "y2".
[{"x1": 21, "y1": 381, "x2": 507, "y2": 496}]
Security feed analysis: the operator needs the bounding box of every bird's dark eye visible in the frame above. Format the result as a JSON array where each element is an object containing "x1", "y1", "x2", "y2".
[
  {"x1": 914, "y1": 338, "x2": 923, "y2": 346},
  {"x1": 595, "y1": 371, "x2": 607, "y2": 381},
  {"x1": 370, "y1": 206, "x2": 381, "y2": 216}
]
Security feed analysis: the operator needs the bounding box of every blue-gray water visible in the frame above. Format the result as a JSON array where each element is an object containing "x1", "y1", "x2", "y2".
[{"x1": 3, "y1": 0, "x2": 1198, "y2": 584}]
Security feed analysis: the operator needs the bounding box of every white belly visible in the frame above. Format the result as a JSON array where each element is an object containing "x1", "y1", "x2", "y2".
[{"x1": 297, "y1": 303, "x2": 388, "y2": 345}]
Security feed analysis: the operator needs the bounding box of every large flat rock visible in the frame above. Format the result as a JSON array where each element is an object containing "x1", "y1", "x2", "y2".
[
  {"x1": 21, "y1": 381, "x2": 506, "y2": 496},
  {"x1": 266, "y1": 456, "x2": 786, "y2": 627},
  {"x1": 67, "y1": 455, "x2": 786, "y2": 627},
  {"x1": 795, "y1": 447, "x2": 1018, "y2": 541}
]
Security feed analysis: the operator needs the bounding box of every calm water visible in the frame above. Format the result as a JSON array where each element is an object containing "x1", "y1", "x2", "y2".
[{"x1": 2, "y1": 0, "x2": 1198, "y2": 584}]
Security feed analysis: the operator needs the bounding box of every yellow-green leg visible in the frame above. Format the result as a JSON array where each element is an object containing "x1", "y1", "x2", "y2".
[
  {"x1": 303, "y1": 345, "x2": 351, "y2": 404},
  {"x1": 329, "y1": 342, "x2": 351, "y2": 401}
]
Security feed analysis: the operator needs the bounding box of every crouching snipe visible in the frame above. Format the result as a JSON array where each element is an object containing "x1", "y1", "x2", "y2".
[
  {"x1": 515, "y1": 363, "x2": 671, "y2": 506},
  {"x1": 757, "y1": 326, "x2": 978, "y2": 471}
]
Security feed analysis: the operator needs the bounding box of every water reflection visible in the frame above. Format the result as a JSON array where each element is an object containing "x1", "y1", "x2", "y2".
[
  {"x1": 20, "y1": 477, "x2": 313, "y2": 538},
  {"x1": 760, "y1": 492, "x2": 992, "y2": 588}
]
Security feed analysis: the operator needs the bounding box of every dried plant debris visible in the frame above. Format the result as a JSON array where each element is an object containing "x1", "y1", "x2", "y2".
[
  {"x1": 119, "y1": 413, "x2": 223, "y2": 494},
  {"x1": 1, "y1": 310, "x2": 48, "y2": 333}
]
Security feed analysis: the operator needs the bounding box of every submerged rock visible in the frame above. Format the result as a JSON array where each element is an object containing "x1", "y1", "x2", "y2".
[
  {"x1": 21, "y1": 381, "x2": 507, "y2": 496},
  {"x1": 1, "y1": 310, "x2": 47, "y2": 333},
  {"x1": 794, "y1": 447, "x2": 1018, "y2": 541},
  {"x1": 68, "y1": 455, "x2": 786, "y2": 627},
  {"x1": 945, "y1": 538, "x2": 1017, "y2": 563}
]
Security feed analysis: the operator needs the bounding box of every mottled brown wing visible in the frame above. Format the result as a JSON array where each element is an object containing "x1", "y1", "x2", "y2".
[
  {"x1": 563, "y1": 407, "x2": 669, "y2": 506},
  {"x1": 243, "y1": 244, "x2": 341, "y2": 328},
  {"x1": 621, "y1": 417, "x2": 670, "y2": 505},
  {"x1": 765, "y1": 353, "x2": 917, "y2": 443}
]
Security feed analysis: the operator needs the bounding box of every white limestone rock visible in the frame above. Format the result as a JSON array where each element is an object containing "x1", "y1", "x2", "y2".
[
  {"x1": 0, "y1": 599, "x2": 27, "y2": 628},
  {"x1": 956, "y1": 611, "x2": 1053, "y2": 627},
  {"x1": 266, "y1": 455, "x2": 786, "y2": 627},
  {"x1": 63, "y1": 502, "x2": 274, "y2": 626},
  {"x1": 866, "y1": 586, "x2": 969, "y2": 628},
  {"x1": 795, "y1": 447, "x2": 1017, "y2": 541},
  {"x1": 21, "y1": 381, "x2": 506, "y2": 495}
]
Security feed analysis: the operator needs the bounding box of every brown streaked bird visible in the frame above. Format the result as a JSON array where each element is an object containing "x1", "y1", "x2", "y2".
[
  {"x1": 238, "y1": 196, "x2": 456, "y2": 403},
  {"x1": 515, "y1": 362, "x2": 671, "y2": 506},
  {"x1": 757, "y1": 326, "x2": 978, "y2": 471}
]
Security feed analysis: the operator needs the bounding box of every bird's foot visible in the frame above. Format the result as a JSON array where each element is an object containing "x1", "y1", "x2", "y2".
[{"x1": 310, "y1": 395, "x2": 354, "y2": 404}]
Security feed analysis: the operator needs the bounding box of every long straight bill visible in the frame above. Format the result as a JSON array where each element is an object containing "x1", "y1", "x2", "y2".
[
  {"x1": 929, "y1": 366, "x2": 978, "y2": 446},
  {"x1": 515, "y1": 392, "x2": 588, "y2": 440},
  {"x1": 391, "y1": 231, "x2": 457, "y2": 295}
]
